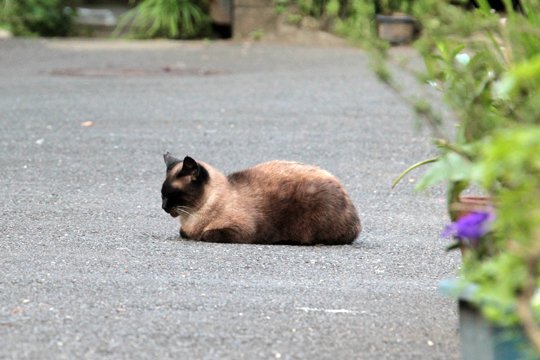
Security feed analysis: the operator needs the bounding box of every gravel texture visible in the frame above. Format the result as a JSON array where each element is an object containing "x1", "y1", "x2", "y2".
[{"x1": 0, "y1": 39, "x2": 459, "y2": 359}]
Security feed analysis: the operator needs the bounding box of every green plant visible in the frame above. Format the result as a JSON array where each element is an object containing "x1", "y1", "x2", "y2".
[
  {"x1": 376, "y1": 0, "x2": 414, "y2": 14},
  {"x1": 272, "y1": 0, "x2": 420, "y2": 47},
  {"x1": 333, "y1": 0, "x2": 378, "y2": 46},
  {"x1": 287, "y1": 13, "x2": 303, "y2": 26},
  {"x1": 462, "y1": 126, "x2": 540, "y2": 349},
  {"x1": 274, "y1": 0, "x2": 381, "y2": 46},
  {"x1": 249, "y1": 29, "x2": 265, "y2": 41},
  {"x1": 114, "y1": 0, "x2": 210, "y2": 39},
  {"x1": 386, "y1": 0, "x2": 540, "y2": 207},
  {"x1": 368, "y1": 0, "x2": 540, "y2": 354},
  {"x1": 0, "y1": 0, "x2": 73, "y2": 36},
  {"x1": 275, "y1": 0, "x2": 338, "y2": 18}
]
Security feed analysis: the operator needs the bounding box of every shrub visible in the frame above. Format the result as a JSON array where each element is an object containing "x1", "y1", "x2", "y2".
[
  {"x1": 114, "y1": 0, "x2": 210, "y2": 39},
  {"x1": 373, "y1": 0, "x2": 540, "y2": 353},
  {"x1": 0, "y1": 0, "x2": 73, "y2": 37}
]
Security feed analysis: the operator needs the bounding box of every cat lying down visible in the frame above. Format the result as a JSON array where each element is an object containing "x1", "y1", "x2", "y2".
[{"x1": 161, "y1": 153, "x2": 361, "y2": 245}]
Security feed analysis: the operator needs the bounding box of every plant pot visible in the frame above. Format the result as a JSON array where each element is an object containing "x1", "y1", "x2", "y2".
[
  {"x1": 440, "y1": 279, "x2": 539, "y2": 360},
  {"x1": 455, "y1": 195, "x2": 492, "y2": 219},
  {"x1": 376, "y1": 14, "x2": 416, "y2": 45},
  {"x1": 459, "y1": 300, "x2": 537, "y2": 360},
  {"x1": 452, "y1": 195, "x2": 492, "y2": 256}
]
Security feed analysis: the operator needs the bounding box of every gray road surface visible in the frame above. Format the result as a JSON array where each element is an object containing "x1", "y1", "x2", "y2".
[{"x1": 0, "y1": 39, "x2": 459, "y2": 359}]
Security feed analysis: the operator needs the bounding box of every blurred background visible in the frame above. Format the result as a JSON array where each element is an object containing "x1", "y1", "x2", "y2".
[
  {"x1": 0, "y1": 0, "x2": 233, "y2": 39},
  {"x1": 0, "y1": 0, "x2": 521, "y2": 42}
]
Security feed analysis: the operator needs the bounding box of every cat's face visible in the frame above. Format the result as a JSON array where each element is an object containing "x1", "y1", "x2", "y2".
[{"x1": 161, "y1": 153, "x2": 208, "y2": 217}]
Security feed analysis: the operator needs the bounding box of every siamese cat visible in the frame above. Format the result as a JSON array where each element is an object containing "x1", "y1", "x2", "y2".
[{"x1": 161, "y1": 153, "x2": 361, "y2": 245}]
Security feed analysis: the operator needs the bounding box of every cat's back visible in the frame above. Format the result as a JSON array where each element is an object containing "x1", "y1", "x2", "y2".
[
  {"x1": 228, "y1": 160, "x2": 334, "y2": 187},
  {"x1": 227, "y1": 160, "x2": 360, "y2": 244}
]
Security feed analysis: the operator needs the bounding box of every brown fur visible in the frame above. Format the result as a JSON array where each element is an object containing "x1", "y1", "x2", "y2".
[{"x1": 161, "y1": 154, "x2": 361, "y2": 245}]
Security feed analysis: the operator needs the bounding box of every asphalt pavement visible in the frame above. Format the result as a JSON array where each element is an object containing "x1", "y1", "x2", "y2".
[{"x1": 0, "y1": 38, "x2": 460, "y2": 359}]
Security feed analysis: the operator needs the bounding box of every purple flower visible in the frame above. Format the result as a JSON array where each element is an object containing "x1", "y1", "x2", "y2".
[{"x1": 442, "y1": 211, "x2": 494, "y2": 246}]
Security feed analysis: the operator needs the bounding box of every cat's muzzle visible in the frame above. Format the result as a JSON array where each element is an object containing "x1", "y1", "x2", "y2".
[
  {"x1": 162, "y1": 203, "x2": 179, "y2": 218},
  {"x1": 163, "y1": 208, "x2": 179, "y2": 217}
]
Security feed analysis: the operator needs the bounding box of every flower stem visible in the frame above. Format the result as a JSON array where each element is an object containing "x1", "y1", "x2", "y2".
[{"x1": 391, "y1": 157, "x2": 439, "y2": 189}]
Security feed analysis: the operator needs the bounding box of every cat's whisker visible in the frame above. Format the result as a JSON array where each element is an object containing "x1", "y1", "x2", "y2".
[
  {"x1": 174, "y1": 207, "x2": 193, "y2": 217},
  {"x1": 177, "y1": 206, "x2": 194, "y2": 214},
  {"x1": 177, "y1": 206, "x2": 193, "y2": 211}
]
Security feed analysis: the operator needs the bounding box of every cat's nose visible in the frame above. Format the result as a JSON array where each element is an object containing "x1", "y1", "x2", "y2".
[{"x1": 162, "y1": 198, "x2": 168, "y2": 210}]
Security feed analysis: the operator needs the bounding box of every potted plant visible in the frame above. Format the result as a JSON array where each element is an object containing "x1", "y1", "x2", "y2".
[
  {"x1": 373, "y1": 0, "x2": 540, "y2": 358},
  {"x1": 440, "y1": 126, "x2": 540, "y2": 359},
  {"x1": 375, "y1": 0, "x2": 416, "y2": 44}
]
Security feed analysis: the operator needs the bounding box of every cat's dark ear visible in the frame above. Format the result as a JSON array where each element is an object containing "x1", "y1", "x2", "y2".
[
  {"x1": 164, "y1": 152, "x2": 180, "y2": 170},
  {"x1": 182, "y1": 156, "x2": 198, "y2": 172},
  {"x1": 182, "y1": 156, "x2": 208, "y2": 182}
]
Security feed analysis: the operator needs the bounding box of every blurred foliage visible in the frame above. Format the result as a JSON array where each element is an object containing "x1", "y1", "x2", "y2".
[
  {"x1": 376, "y1": 0, "x2": 414, "y2": 14},
  {"x1": 371, "y1": 0, "x2": 540, "y2": 350},
  {"x1": 274, "y1": 0, "x2": 338, "y2": 18},
  {"x1": 466, "y1": 127, "x2": 540, "y2": 327},
  {"x1": 114, "y1": 0, "x2": 210, "y2": 39},
  {"x1": 476, "y1": 128, "x2": 540, "y2": 249},
  {"x1": 274, "y1": 0, "x2": 415, "y2": 18},
  {"x1": 0, "y1": 0, "x2": 73, "y2": 36},
  {"x1": 274, "y1": 0, "x2": 384, "y2": 49},
  {"x1": 388, "y1": 0, "x2": 540, "y2": 196}
]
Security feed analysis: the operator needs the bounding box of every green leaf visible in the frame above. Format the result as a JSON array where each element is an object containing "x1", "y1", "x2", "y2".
[
  {"x1": 496, "y1": 54, "x2": 540, "y2": 98},
  {"x1": 325, "y1": 0, "x2": 339, "y2": 17},
  {"x1": 415, "y1": 152, "x2": 473, "y2": 191}
]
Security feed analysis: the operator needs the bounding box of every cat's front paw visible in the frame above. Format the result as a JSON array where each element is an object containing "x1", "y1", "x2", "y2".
[{"x1": 179, "y1": 228, "x2": 189, "y2": 239}]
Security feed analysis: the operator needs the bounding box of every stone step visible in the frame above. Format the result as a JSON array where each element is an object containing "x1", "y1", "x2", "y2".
[{"x1": 72, "y1": 5, "x2": 130, "y2": 36}]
